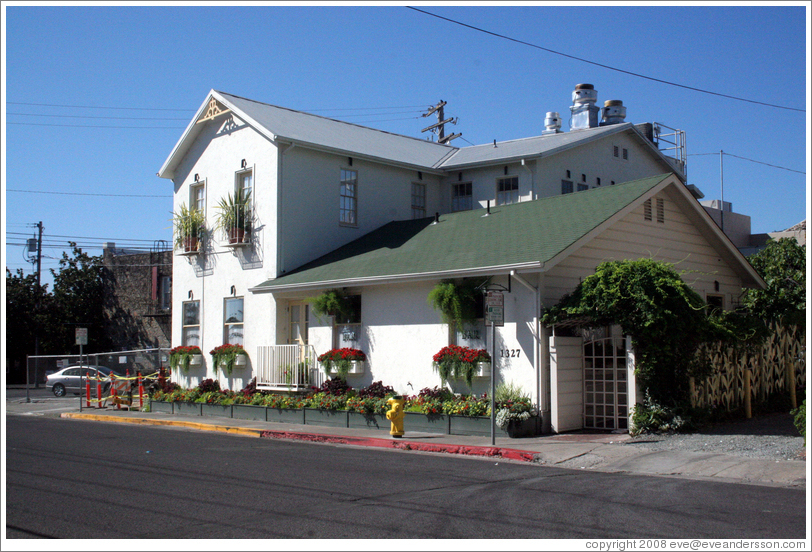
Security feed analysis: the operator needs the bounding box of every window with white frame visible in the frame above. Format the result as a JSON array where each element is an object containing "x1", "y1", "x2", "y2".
[
  {"x1": 182, "y1": 300, "x2": 200, "y2": 346},
  {"x1": 237, "y1": 170, "x2": 253, "y2": 204},
  {"x1": 496, "y1": 176, "x2": 519, "y2": 205},
  {"x1": 190, "y1": 182, "x2": 206, "y2": 213},
  {"x1": 340, "y1": 169, "x2": 358, "y2": 226},
  {"x1": 411, "y1": 182, "x2": 426, "y2": 219},
  {"x1": 452, "y1": 182, "x2": 473, "y2": 212},
  {"x1": 224, "y1": 297, "x2": 244, "y2": 346}
]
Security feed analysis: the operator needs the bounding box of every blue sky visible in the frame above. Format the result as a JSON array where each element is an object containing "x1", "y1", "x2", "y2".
[{"x1": 3, "y1": 3, "x2": 809, "y2": 289}]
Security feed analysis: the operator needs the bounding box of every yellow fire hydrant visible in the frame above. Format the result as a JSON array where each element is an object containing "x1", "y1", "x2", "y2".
[{"x1": 386, "y1": 396, "x2": 405, "y2": 438}]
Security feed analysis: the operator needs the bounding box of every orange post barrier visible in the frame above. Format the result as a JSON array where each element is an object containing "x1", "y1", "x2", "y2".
[
  {"x1": 111, "y1": 373, "x2": 120, "y2": 410},
  {"x1": 137, "y1": 371, "x2": 144, "y2": 410},
  {"x1": 96, "y1": 374, "x2": 103, "y2": 409},
  {"x1": 86, "y1": 376, "x2": 91, "y2": 408}
]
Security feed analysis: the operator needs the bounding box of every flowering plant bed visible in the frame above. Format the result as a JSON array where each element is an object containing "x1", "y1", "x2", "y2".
[
  {"x1": 318, "y1": 348, "x2": 366, "y2": 379},
  {"x1": 210, "y1": 344, "x2": 248, "y2": 375},
  {"x1": 432, "y1": 345, "x2": 491, "y2": 385},
  {"x1": 168, "y1": 346, "x2": 203, "y2": 373}
]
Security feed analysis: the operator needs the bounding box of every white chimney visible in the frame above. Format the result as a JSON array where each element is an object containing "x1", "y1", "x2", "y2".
[
  {"x1": 542, "y1": 111, "x2": 562, "y2": 135},
  {"x1": 601, "y1": 100, "x2": 627, "y2": 125}
]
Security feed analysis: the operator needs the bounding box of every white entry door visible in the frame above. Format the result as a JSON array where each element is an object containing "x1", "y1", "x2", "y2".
[{"x1": 288, "y1": 303, "x2": 309, "y2": 346}]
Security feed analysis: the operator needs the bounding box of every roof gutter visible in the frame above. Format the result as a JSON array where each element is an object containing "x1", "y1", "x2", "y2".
[{"x1": 249, "y1": 261, "x2": 543, "y2": 294}]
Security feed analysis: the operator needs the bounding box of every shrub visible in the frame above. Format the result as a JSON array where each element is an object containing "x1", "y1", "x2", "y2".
[
  {"x1": 792, "y1": 400, "x2": 806, "y2": 445},
  {"x1": 358, "y1": 381, "x2": 395, "y2": 399},
  {"x1": 197, "y1": 378, "x2": 221, "y2": 394},
  {"x1": 630, "y1": 391, "x2": 695, "y2": 435},
  {"x1": 320, "y1": 378, "x2": 352, "y2": 396}
]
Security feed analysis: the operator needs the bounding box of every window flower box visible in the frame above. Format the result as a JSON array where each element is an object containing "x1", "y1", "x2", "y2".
[
  {"x1": 318, "y1": 348, "x2": 366, "y2": 379},
  {"x1": 168, "y1": 346, "x2": 203, "y2": 373},
  {"x1": 210, "y1": 344, "x2": 249, "y2": 375},
  {"x1": 432, "y1": 345, "x2": 492, "y2": 385}
]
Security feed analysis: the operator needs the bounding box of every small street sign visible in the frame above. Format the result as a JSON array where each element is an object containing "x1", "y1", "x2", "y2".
[
  {"x1": 75, "y1": 327, "x2": 88, "y2": 346},
  {"x1": 485, "y1": 291, "x2": 504, "y2": 327}
]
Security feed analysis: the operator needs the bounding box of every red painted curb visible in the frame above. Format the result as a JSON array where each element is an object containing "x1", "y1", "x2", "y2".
[{"x1": 260, "y1": 430, "x2": 539, "y2": 462}]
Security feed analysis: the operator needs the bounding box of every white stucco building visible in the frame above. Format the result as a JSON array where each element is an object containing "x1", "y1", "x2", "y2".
[{"x1": 158, "y1": 85, "x2": 764, "y2": 433}]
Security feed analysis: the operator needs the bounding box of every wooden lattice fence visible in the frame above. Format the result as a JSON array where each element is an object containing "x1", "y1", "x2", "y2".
[{"x1": 690, "y1": 322, "x2": 805, "y2": 411}]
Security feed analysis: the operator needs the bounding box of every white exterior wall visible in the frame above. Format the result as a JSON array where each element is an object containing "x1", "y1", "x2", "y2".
[
  {"x1": 170, "y1": 117, "x2": 279, "y2": 391},
  {"x1": 439, "y1": 132, "x2": 671, "y2": 210},
  {"x1": 298, "y1": 276, "x2": 539, "y2": 400},
  {"x1": 278, "y1": 147, "x2": 442, "y2": 274}
]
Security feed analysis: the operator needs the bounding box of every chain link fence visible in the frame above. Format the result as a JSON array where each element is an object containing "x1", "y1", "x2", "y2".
[{"x1": 26, "y1": 348, "x2": 169, "y2": 387}]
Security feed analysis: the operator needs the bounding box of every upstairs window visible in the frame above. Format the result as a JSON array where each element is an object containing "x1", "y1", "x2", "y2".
[
  {"x1": 497, "y1": 176, "x2": 519, "y2": 205},
  {"x1": 577, "y1": 183, "x2": 589, "y2": 192},
  {"x1": 452, "y1": 182, "x2": 473, "y2": 212},
  {"x1": 340, "y1": 169, "x2": 358, "y2": 226},
  {"x1": 160, "y1": 276, "x2": 171, "y2": 311},
  {"x1": 237, "y1": 170, "x2": 253, "y2": 203},
  {"x1": 190, "y1": 182, "x2": 206, "y2": 213},
  {"x1": 561, "y1": 180, "x2": 573, "y2": 194},
  {"x1": 411, "y1": 183, "x2": 426, "y2": 219}
]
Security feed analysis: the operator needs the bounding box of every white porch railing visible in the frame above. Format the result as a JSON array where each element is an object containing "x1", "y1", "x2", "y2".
[{"x1": 256, "y1": 345, "x2": 322, "y2": 391}]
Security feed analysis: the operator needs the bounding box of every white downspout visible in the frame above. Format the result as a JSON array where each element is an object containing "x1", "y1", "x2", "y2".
[
  {"x1": 521, "y1": 158, "x2": 535, "y2": 200},
  {"x1": 510, "y1": 270, "x2": 541, "y2": 412}
]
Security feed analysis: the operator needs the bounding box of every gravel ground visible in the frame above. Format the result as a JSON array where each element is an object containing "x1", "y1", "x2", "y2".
[{"x1": 624, "y1": 412, "x2": 806, "y2": 461}]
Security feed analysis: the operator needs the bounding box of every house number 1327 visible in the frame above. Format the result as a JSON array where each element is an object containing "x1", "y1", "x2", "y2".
[{"x1": 500, "y1": 349, "x2": 521, "y2": 358}]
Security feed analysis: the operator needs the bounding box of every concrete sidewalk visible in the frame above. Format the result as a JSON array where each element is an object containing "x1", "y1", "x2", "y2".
[{"x1": 60, "y1": 407, "x2": 807, "y2": 490}]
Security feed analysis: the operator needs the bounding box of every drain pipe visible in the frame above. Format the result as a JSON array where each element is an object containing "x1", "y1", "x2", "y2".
[
  {"x1": 510, "y1": 270, "x2": 541, "y2": 413},
  {"x1": 521, "y1": 158, "x2": 535, "y2": 200}
]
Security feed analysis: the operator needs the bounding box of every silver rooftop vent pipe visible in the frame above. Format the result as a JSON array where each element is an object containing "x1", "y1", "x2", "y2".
[
  {"x1": 542, "y1": 111, "x2": 562, "y2": 135},
  {"x1": 569, "y1": 84, "x2": 600, "y2": 130},
  {"x1": 601, "y1": 100, "x2": 627, "y2": 126}
]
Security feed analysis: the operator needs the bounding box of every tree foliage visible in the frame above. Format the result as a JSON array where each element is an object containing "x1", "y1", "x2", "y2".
[{"x1": 739, "y1": 238, "x2": 806, "y2": 326}]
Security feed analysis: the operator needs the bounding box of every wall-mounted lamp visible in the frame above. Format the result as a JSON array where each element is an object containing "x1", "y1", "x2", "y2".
[
  {"x1": 504, "y1": 166, "x2": 508, "y2": 176},
  {"x1": 458, "y1": 172, "x2": 463, "y2": 182},
  {"x1": 230, "y1": 285, "x2": 236, "y2": 296},
  {"x1": 188, "y1": 290, "x2": 194, "y2": 299},
  {"x1": 714, "y1": 280, "x2": 720, "y2": 292},
  {"x1": 348, "y1": 157, "x2": 353, "y2": 166},
  {"x1": 418, "y1": 171, "x2": 423, "y2": 180},
  {"x1": 194, "y1": 174, "x2": 200, "y2": 182},
  {"x1": 241, "y1": 159, "x2": 247, "y2": 169}
]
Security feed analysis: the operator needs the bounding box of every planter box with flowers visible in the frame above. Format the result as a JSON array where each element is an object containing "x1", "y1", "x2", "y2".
[
  {"x1": 318, "y1": 348, "x2": 366, "y2": 379},
  {"x1": 432, "y1": 345, "x2": 491, "y2": 386},
  {"x1": 168, "y1": 345, "x2": 203, "y2": 373},
  {"x1": 210, "y1": 344, "x2": 249, "y2": 375}
]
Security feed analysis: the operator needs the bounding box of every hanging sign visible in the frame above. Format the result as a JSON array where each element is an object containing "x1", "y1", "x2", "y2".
[
  {"x1": 75, "y1": 327, "x2": 88, "y2": 346},
  {"x1": 485, "y1": 292, "x2": 504, "y2": 327}
]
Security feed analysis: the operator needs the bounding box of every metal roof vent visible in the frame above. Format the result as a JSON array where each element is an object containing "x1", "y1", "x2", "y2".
[
  {"x1": 569, "y1": 84, "x2": 600, "y2": 130},
  {"x1": 542, "y1": 111, "x2": 562, "y2": 135},
  {"x1": 601, "y1": 100, "x2": 627, "y2": 126}
]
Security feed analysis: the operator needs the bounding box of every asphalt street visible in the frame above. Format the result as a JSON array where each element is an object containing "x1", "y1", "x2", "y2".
[{"x1": 5, "y1": 414, "x2": 806, "y2": 540}]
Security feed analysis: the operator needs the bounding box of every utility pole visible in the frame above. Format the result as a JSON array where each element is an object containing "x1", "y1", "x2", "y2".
[
  {"x1": 719, "y1": 150, "x2": 725, "y2": 232},
  {"x1": 421, "y1": 100, "x2": 461, "y2": 144},
  {"x1": 26, "y1": 222, "x2": 43, "y2": 400}
]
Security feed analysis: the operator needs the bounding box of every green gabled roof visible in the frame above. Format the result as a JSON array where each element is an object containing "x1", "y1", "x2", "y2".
[{"x1": 252, "y1": 174, "x2": 673, "y2": 292}]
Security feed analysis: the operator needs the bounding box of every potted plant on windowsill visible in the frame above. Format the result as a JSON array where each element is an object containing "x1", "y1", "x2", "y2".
[
  {"x1": 215, "y1": 188, "x2": 252, "y2": 245},
  {"x1": 210, "y1": 344, "x2": 248, "y2": 375},
  {"x1": 168, "y1": 345, "x2": 203, "y2": 373},
  {"x1": 318, "y1": 348, "x2": 366, "y2": 379},
  {"x1": 432, "y1": 345, "x2": 491, "y2": 386},
  {"x1": 173, "y1": 203, "x2": 206, "y2": 254}
]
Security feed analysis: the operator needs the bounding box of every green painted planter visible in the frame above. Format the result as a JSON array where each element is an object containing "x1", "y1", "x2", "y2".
[
  {"x1": 201, "y1": 403, "x2": 232, "y2": 418},
  {"x1": 175, "y1": 402, "x2": 202, "y2": 416},
  {"x1": 304, "y1": 408, "x2": 348, "y2": 428},
  {"x1": 232, "y1": 404, "x2": 267, "y2": 421},
  {"x1": 347, "y1": 411, "x2": 387, "y2": 430},
  {"x1": 149, "y1": 399, "x2": 174, "y2": 414},
  {"x1": 505, "y1": 416, "x2": 542, "y2": 438},
  {"x1": 267, "y1": 408, "x2": 306, "y2": 425},
  {"x1": 403, "y1": 412, "x2": 449, "y2": 434}
]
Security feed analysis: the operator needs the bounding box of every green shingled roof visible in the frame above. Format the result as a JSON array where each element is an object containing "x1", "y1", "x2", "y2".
[{"x1": 253, "y1": 174, "x2": 673, "y2": 291}]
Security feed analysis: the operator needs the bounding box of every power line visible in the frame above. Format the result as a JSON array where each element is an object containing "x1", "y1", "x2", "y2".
[
  {"x1": 8, "y1": 122, "x2": 186, "y2": 130},
  {"x1": 407, "y1": 7, "x2": 804, "y2": 113},
  {"x1": 7, "y1": 101, "x2": 195, "y2": 112},
  {"x1": 9, "y1": 112, "x2": 191, "y2": 121},
  {"x1": 7, "y1": 189, "x2": 171, "y2": 198},
  {"x1": 689, "y1": 152, "x2": 805, "y2": 175}
]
